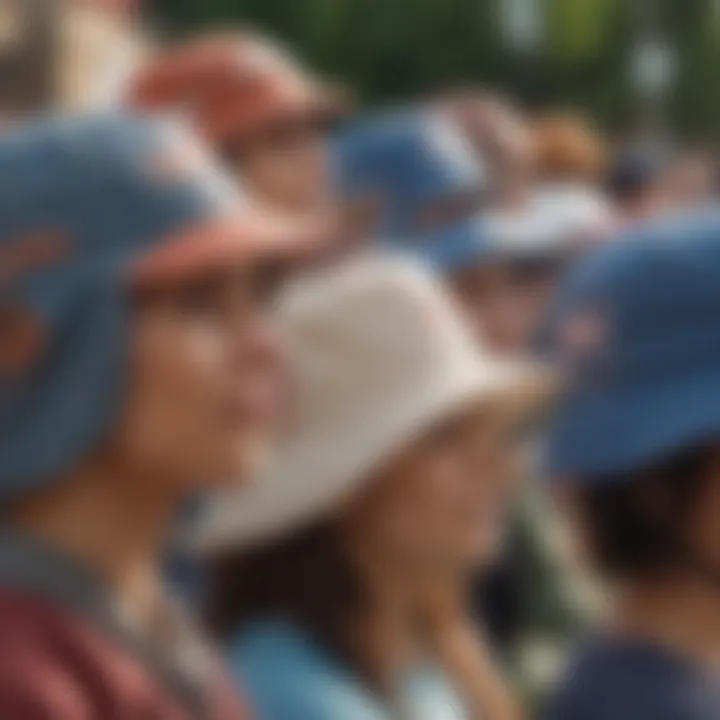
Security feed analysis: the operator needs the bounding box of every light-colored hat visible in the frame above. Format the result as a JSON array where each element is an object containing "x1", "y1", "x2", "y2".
[
  {"x1": 483, "y1": 183, "x2": 613, "y2": 258},
  {"x1": 190, "y1": 254, "x2": 552, "y2": 554}
]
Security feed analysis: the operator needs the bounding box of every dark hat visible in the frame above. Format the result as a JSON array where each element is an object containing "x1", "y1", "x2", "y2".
[{"x1": 543, "y1": 209, "x2": 720, "y2": 481}]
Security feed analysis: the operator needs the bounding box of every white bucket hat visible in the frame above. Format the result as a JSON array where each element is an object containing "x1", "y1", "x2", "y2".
[{"x1": 189, "y1": 254, "x2": 553, "y2": 554}]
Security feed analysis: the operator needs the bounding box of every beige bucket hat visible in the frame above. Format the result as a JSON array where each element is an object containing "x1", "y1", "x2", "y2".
[{"x1": 190, "y1": 254, "x2": 554, "y2": 554}]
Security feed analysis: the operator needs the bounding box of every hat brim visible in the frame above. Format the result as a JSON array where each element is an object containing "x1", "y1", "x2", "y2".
[
  {"x1": 404, "y1": 215, "x2": 490, "y2": 274},
  {"x1": 207, "y1": 80, "x2": 351, "y2": 146},
  {"x1": 406, "y1": 213, "x2": 572, "y2": 276},
  {"x1": 130, "y1": 212, "x2": 331, "y2": 288},
  {"x1": 187, "y1": 356, "x2": 556, "y2": 555},
  {"x1": 422, "y1": 200, "x2": 609, "y2": 275}
]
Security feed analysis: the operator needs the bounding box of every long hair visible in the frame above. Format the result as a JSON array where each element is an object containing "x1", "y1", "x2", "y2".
[{"x1": 204, "y1": 519, "x2": 385, "y2": 687}]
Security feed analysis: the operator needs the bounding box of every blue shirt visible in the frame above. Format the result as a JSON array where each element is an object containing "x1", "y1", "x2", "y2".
[
  {"x1": 545, "y1": 638, "x2": 720, "y2": 720},
  {"x1": 227, "y1": 619, "x2": 469, "y2": 720}
]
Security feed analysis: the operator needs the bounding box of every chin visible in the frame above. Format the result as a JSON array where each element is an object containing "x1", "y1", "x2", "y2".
[{"x1": 210, "y1": 438, "x2": 273, "y2": 487}]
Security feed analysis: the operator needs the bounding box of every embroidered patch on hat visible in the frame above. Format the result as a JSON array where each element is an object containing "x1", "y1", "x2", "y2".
[
  {"x1": 0, "y1": 304, "x2": 44, "y2": 374},
  {"x1": 558, "y1": 307, "x2": 611, "y2": 388},
  {"x1": 559, "y1": 310, "x2": 606, "y2": 358},
  {"x1": 0, "y1": 230, "x2": 71, "y2": 284}
]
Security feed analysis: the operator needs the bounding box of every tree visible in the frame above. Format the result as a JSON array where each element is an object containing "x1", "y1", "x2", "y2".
[{"x1": 152, "y1": 0, "x2": 719, "y2": 138}]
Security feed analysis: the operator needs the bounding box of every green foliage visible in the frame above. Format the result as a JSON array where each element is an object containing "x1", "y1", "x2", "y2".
[
  {"x1": 547, "y1": 0, "x2": 616, "y2": 61},
  {"x1": 154, "y1": 0, "x2": 720, "y2": 138}
]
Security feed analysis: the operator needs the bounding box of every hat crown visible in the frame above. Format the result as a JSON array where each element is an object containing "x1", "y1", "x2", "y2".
[
  {"x1": 335, "y1": 110, "x2": 483, "y2": 218},
  {"x1": 279, "y1": 254, "x2": 482, "y2": 436},
  {"x1": 544, "y1": 208, "x2": 720, "y2": 478},
  {"x1": 188, "y1": 252, "x2": 531, "y2": 552},
  {"x1": 333, "y1": 111, "x2": 492, "y2": 273},
  {"x1": 0, "y1": 114, "x2": 236, "y2": 288}
]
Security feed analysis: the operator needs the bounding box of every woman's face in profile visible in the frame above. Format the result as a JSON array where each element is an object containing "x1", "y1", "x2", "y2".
[
  {"x1": 109, "y1": 268, "x2": 286, "y2": 492},
  {"x1": 341, "y1": 404, "x2": 521, "y2": 581},
  {"x1": 451, "y1": 260, "x2": 562, "y2": 356}
]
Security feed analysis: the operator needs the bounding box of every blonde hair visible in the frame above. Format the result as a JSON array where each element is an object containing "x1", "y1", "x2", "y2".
[{"x1": 534, "y1": 113, "x2": 608, "y2": 182}]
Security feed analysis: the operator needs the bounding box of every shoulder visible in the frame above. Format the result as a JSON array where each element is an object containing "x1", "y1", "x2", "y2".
[
  {"x1": 228, "y1": 620, "x2": 384, "y2": 720},
  {"x1": 0, "y1": 589, "x2": 101, "y2": 718},
  {"x1": 545, "y1": 639, "x2": 720, "y2": 720},
  {"x1": 0, "y1": 588, "x2": 191, "y2": 719}
]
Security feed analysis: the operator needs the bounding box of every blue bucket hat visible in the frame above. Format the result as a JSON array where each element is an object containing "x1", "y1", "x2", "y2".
[
  {"x1": 542, "y1": 209, "x2": 720, "y2": 482},
  {"x1": 333, "y1": 109, "x2": 494, "y2": 273},
  {"x1": 0, "y1": 114, "x2": 321, "y2": 497}
]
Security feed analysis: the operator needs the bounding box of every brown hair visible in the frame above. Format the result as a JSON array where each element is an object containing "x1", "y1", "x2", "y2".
[
  {"x1": 204, "y1": 519, "x2": 384, "y2": 686},
  {"x1": 534, "y1": 113, "x2": 608, "y2": 182},
  {"x1": 578, "y1": 445, "x2": 713, "y2": 580}
]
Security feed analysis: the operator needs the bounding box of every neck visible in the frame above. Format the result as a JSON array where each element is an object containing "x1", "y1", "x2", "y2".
[
  {"x1": 7, "y1": 460, "x2": 184, "y2": 621},
  {"x1": 614, "y1": 577, "x2": 720, "y2": 666}
]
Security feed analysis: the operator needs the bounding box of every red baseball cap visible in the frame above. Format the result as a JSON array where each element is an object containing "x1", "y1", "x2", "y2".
[{"x1": 125, "y1": 32, "x2": 348, "y2": 148}]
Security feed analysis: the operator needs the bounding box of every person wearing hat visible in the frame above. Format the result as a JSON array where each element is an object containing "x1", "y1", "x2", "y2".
[
  {"x1": 334, "y1": 108, "x2": 610, "y2": 355},
  {"x1": 437, "y1": 206, "x2": 608, "y2": 704},
  {"x1": 190, "y1": 255, "x2": 551, "y2": 720},
  {"x1": 125, "y1": 31, "x2": 347, "y2": 215},
  {"x1": 334, "y1": 107, "x2": 509, "y2": 338},
  {"x1": 541, "y1": 212, "x2": 720, "y2": 719},
  {"x1": 0, "y1": 114, "x2": 324, "y2": 718},
  {"x1": 452, "y1": 196, "x2": 610, "y2": 357},
  {"x1": 461, "y1": 111, "x2": 613, "y2": 355},
  {"x1": 335, "y1": 108, "x2": 604, "y2": 706}
]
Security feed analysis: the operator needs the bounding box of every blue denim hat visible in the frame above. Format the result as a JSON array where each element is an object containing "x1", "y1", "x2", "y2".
[
  {"x1": 0, "y1": 114, "x2": 319, "y2": 496},
  {"x1": 333, "y1": 109, "x2": 493, "y2": 273},
  {"x1": 543, "y1": 208, "x2": 720, "y2": 482}
]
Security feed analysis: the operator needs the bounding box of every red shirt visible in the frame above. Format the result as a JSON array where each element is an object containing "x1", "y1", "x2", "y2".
[
  {"x1": 0, "y1": 533, "x2": 249, "y2": 720},
  {"x1": 0, "y1": 589, "x2": 248, "y2": 719}
]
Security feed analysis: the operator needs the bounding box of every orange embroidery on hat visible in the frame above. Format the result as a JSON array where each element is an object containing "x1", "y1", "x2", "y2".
[
  {"x1": 0, "y1": 304, "x2": 44, "y2": 374},
  {"x1": 0, "y1": 230, "x2": 71, "y2": 284},
  {"x1": 560, "y1": 311, "x2": 606, "y2": 359}
]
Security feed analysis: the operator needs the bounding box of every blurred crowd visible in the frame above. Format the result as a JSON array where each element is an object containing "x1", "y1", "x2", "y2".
[{"x1": 2, "y1": 1, "x2": 720, "y2": 719}]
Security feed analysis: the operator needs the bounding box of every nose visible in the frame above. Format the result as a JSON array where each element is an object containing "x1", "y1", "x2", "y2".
[{"x1": 229, "y1": 310, "x2": 283, "y2": 374}]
